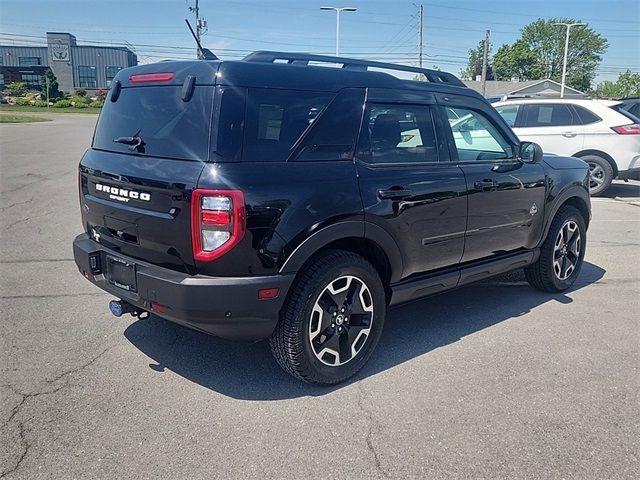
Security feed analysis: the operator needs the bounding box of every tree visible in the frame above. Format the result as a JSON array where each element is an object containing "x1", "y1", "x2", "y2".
[
  {"x1": 520, "y1": 18, "x2": 608, "y2": 92},
  {"x1": 40, "y1": 68, "x2": 61, "y2": 100},
  {"x1": 461, "y1": 40, "x2": 493, "y2": 81},
  {"x1": 595, "y1": 70, "x2": 640, "y2": 98},
  {"x1": 493, "y1": 40, "x2": 544, "y2": 81}
]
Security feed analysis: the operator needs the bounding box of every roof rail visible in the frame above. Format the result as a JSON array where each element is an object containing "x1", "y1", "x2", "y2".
[{"x1": 242, "y1": 51, "x2": 466, "y2": 87}]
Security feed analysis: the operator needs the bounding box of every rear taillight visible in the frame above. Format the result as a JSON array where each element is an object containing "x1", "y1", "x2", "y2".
[
  {"x1": 191, "y1": 189, "x2": 245, "y2": 262},
  {"x1": 611, "y1": 124, "x2": 640, "y2": 135}
]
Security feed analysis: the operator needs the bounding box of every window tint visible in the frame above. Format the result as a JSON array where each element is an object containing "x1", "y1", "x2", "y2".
[
  {"x1": 572, "y1": 105, "x2": 601, "y2": 124},
  {"x1": 243, "y1": 88, "x2": 332, "y2": 162},
  {"x1": 213, "y1": 86, "x2": 245, "y2": 162},
  {"x1": 521, "y1": 103, "x2": 576, "y2": 127},
  {"x1": 93, "y1": 85, "x2": 213, "y2": 161},
  {"x1": 445, "y1": 107, "x2": 514, "y2": 161},
  {"x1": 294, "y1": 89, "x2": 365, "y2": 161},
  {"x1": 495, "y1": 105, "x2": 520, "y2": 127},
  {"x1": 358, "y1": 104, "x2": 438, "y2": 164}
]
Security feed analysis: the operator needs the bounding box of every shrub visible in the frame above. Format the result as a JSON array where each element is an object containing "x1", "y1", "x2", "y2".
[
  {"x1": 95, "y1": 89, "x2": 107, "y2": 101},
  {"x1": 89, "y1": 100, "x2": 104, "y2": 108},
  {"x1": 34, "y1": 100, "x2": 49, "y2": 107},
  {"x1": 74, "y1": 102, "x2": 88, "y2": 108},
  {"x1": 75, "y1": 88, "x2": 87, "y2": 97},
  {"x1": 15, "y1": 97, "x2": 32, "y2": 106},
  {"x1": 70, "y1": 96, "x2": 90, "y2": 106},
  {"x1": 53, "y1": 99, "x2": 72, "y2": 108},
  {"x1": 6, "y1": 82, "x2": 28, "y2": 97}
]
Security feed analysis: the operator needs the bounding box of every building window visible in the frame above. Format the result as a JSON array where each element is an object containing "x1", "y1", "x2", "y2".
[
  {"x1": 21, "y1": 74, "x2": 41, "y2": 89},
  {"x1": 78, "y1": 66, "x2": 97, "y2": 88},
  {"x1": 105, "y1": 66, "x2": 122, "y2": 87},
  {"x1": 19, "y1": 57, "x2": 41, "y2": 66}
]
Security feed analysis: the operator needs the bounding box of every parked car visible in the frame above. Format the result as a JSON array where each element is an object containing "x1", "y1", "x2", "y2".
[
  {"x1": 492, "y1": 98, "x2": 640, "y2": 195},
  {"x1": 621, "y1": 98, "x2": 640, "y2": 118},
  {"x1": 73, "y1": 52, "x2": 591, "y2": 385}
]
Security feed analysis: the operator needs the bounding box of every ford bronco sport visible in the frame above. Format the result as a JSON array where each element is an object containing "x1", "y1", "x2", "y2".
[{"x1": 73, "y1": 52, "x2": 591, "y2": 385}]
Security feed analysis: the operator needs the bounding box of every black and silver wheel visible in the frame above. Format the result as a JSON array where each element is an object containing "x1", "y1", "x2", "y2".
[
  {"x1": 525, "y1": 205, "x2": 586, "y2": 292},
  {"x1": 582, "y1": 155, "x2": 613, "y2": 196},
  {"x1": 270, "y1": 250, "x2": 386, "y2": 385}
]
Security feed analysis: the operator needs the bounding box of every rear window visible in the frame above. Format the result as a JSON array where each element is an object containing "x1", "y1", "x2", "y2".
[
  {"x1": 93, "y1": 86, "x2": 213, "y2": 161},
  {"x1": 611, "y1": 104, "x2": 640, "y2": 123}
]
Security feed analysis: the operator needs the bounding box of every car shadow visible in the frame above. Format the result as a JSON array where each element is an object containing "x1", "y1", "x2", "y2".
[
  {"x1": 603, "y1": 180, "x2": 640, "y2": 198},
  {"x1": 124, "y1": 261, "x2": 605, "y2": 400}
]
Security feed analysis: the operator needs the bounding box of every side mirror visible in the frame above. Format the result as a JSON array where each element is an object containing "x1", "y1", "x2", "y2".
[{"x1": 519, "y1": 141, "x2": 543, "y2": 164}]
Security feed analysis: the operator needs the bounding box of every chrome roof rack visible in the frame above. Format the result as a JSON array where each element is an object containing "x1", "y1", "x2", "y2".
[{"x1": 242, "y1": 51, "x2": 466, "y2": 87}]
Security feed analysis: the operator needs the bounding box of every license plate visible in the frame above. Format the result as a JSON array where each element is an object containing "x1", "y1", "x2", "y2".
[{"x1": 106, "y1": 255, "x2": 137, "y2": 292}]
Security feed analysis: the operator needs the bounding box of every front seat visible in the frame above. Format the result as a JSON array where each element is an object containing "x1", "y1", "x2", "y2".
[{"x1": 370, "y1": 114, "x2": 401, "y2": 150}]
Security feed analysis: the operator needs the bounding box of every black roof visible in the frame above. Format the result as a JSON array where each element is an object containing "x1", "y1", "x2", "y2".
[{"x1": 113, "y1": 51, "x2": 480, "y2": 99}]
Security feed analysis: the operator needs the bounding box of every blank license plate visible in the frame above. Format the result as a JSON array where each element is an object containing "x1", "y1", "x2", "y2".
[{"x1": 106, "y1": 255, "x2": 137, "y2": 292}]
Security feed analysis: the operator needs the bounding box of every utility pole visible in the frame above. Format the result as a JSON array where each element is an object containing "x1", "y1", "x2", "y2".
[
  {"x1": 418, "y1": 3, "x2": 424, "y2": 68},
  {"x1": 320, "y1": 6, "x2": 357, "y2": 56},
  {"x1": 481, "y1": 29, "x2": 490, "y2": 96},
  {"x1": 553, "y1": 22, "x2": 586, "y2": 98},
  {"x1": 189, "y1": 0, "x2": 208, "y2": 58}
]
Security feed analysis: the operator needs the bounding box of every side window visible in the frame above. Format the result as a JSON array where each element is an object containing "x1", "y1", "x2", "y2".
[
  {"x1": 358, "y1": 104, "x2": 438, "y2": 164},
  {"x1": 572, "y1": 105, "x2": 601, "y2": 125},
  {"x1": 445, "y1": 107, "x2": 514, "y2": 162},
  {"x1": 495, "y1": 105, "x2": 520, "y2": 127},
  {"x1": 521, "y1": 103, "x2": 576, "y2": 127},
  {"x1": 294, "y1": 89, "x2": 365, "y2": 161},
  {"x1": 243, "y1": 88, "x2": 332, "y2": 162}
]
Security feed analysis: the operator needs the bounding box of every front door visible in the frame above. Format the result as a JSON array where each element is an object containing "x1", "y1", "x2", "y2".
[
  {"x1": 356, "y1": 91, "x2": 468, "y2": 279},
  {"x1": 441, "y1": 101, "x2": 547, "y2": 263}
]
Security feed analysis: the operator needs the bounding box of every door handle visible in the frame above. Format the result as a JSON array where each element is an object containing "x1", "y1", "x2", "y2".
[
  {"x1": 378, "y1": 187, "x2": 412, "y2": 200},
  {"x1": 474, "y1": 179, "x2": 498, "y2": 190},
  {"x1": 562, "y1": 131, "x2": 577, "y2": 138}
]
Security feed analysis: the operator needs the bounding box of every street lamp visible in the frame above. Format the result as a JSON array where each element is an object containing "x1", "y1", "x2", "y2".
[
  {"x1": 553, "y1": 22, "x2": 586, "y2": 98},
  {"x1": 320, "y1": 6, "x2": 357, "y2": 57}
]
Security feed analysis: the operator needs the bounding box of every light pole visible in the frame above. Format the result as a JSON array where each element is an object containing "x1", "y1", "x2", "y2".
[
  {"x1": 320, "y1": 6, "x2": 357, "y2": 57},
  {"x1": 553, "y1": 22, "x2": 586, "y2": 98}
]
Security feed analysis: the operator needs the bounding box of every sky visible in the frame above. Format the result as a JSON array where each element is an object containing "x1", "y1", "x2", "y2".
[{"x1": 0, "y1": 0, "x2": 638, "y2": 85}]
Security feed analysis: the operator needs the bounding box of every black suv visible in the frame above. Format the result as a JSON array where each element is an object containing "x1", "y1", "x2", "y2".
[{"x1": 73, "y1": 52, "x2": 591, "y2": 385}]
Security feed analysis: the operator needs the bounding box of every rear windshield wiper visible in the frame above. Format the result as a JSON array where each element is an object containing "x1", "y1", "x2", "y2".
[{"x1": 113, "y1": 130, "x2": 146, "y2": 152}]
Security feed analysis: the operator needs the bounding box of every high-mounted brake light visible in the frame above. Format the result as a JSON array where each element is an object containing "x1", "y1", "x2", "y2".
[
  {"x1": 129, "y1": 72, "x2": 174, "y2": 83},
  {"x1": 191, "y1": 189, "x2": 245, "y2": 262},
  {"x1": 611, "y1": 124, "x2": 640, "y2": 135}
]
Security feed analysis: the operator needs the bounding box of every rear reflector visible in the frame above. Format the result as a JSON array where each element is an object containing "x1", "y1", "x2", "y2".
[
  {"x1": 201, "y1": 210, "x2": 231, "y2": 226},
  {"x1": 258, "y1": 288, "x2": 280, "y2": 300},
  {"x1": 150, "y1": 303, "x2": 167, "y2": 314},
  {"x1": 129, "y1": 72, "x2": 174, "y2": 83},
  {"x1": 611, "y1": 124, "x2": 640, "y2": 135}
]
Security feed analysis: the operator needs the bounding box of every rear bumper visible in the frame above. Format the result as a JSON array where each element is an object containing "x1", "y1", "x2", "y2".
[{"x1": 73, "y1": 234, "x2": 294, "y2": 341}]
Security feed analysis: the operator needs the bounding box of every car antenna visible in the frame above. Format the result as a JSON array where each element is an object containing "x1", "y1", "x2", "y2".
[{"x1": 185, "y1": 19, "x2": 218, "y2": 60}]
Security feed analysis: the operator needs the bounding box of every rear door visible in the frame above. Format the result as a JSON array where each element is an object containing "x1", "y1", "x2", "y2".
[
  {"x1": 356, "y1": 89, "x2": 467, "y2": 279},
  {"x1": 439, "y1": 95, "x2": 546, "y2": 262},
  {"x1": 80, "y1": 71, "x2": 214, "y2": 273},
  {"x1": 512, "y1": 102, "x2": 585, "y2": 156}
]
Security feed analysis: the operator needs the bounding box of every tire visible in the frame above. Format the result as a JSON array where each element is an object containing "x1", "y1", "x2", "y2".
[
  {"x1": 525, "y1": 205, "x2": 586, "y2": 293},
  {"x1": 269, "y1": 250, "x2": 386, "y2": 385},
  {"x1": 581, "y1": 154, "x2": 614, "y2": 196}
]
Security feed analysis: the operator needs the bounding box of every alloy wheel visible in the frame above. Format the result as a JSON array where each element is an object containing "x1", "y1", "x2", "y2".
[
  {"x1": 588, "y1": 162, "x2": 605, "y2": 192},
  {"x1": 308, "y1": 275, "x2": 374, "y2": 366},
  {"x1": 553, "y1": 220, "x2": 581, "y2": 280}
]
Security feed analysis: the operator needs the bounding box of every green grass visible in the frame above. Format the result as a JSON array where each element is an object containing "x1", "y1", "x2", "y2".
[
  {"x1": 0, "y1": 113, "x2": 52, "y2": 123},
  {"x1": 0, "y1": 104, "x2": 101, "y2": 114}
]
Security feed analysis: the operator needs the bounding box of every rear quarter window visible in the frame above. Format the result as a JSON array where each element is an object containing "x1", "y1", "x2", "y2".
[
  {"x1": 242, "y1": 88, "x2": 333, "y2": 162},
  {"x1": 93, "y1": 86, "x2": 213, "y2": 161}
]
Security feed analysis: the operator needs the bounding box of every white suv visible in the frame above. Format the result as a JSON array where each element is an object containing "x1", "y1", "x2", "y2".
[{"x1": 492, "y1": 98, "x2": 640, "y2": 195}]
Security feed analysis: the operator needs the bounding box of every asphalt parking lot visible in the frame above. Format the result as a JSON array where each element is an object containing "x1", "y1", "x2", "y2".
[{"x1": 1, "y1": 114, "x2": 639, "y2": 479}]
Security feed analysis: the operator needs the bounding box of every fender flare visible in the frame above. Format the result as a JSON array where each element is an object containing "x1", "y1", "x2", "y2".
[
  {"x1": 539, "y1": 185, "x2": 591, "y2": 247},
  {"x1": 279, "y1": 220, "x2": 404, "y2": 282}
]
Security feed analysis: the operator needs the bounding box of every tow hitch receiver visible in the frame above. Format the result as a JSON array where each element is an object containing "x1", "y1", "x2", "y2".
[{"x1": 108, "y1": 300, "x2": 149, "y2": 319}]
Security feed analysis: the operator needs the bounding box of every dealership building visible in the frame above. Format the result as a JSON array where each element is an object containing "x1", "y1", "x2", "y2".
[{"x1": 0, "y1": 32, "x2": 138, "y2": 93}]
